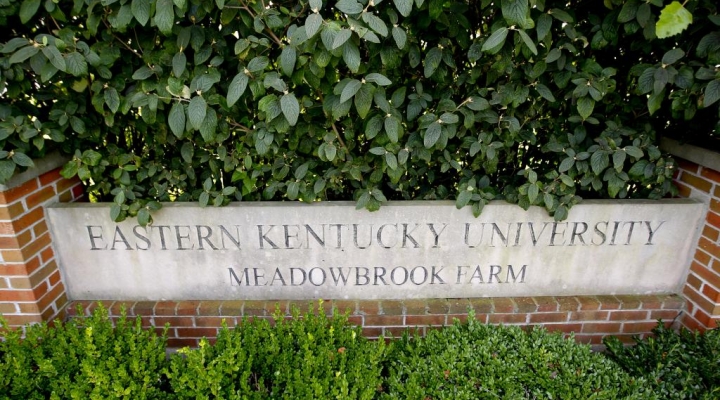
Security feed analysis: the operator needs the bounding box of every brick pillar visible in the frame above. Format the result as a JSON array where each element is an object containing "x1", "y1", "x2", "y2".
[
  {"x1": 674, "y1": 158, "x2": 720, "y2": 330},
  {"x1": 0, "y1": 154, "x2": 83, "y2": 329}
]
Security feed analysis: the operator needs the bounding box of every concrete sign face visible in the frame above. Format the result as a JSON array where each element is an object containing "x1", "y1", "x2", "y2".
[{"x1": 47, "y1": 200, "x2": 704, "y2": 300}]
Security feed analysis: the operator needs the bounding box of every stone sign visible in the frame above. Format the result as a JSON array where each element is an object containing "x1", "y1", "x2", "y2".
[{"x1": 47, "y1": 200, "x2": 704, "y2": 300}]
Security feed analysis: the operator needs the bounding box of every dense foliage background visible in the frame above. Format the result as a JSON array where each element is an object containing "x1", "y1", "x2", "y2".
[{"x1": 1, "y1": 0, "x2": 719, "y2": 223}]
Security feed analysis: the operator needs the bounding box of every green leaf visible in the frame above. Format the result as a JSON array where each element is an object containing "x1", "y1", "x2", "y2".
[
  {"x1": 424, "y1": 47, "x2": 442, "y2": 78},
  {"x1": 280, "y1": 46, "x2": 296, "y2": 77},
  {"x1": 482, "y1": 27, "x2": 508, "y2": 52},
  {"x1": 656, "y1": 1, "x2": 693, "y2": 39},
  {"x1": 625, "y1": 146, "x2": 644, "y2": 159},
  {"x1": 536, "y1": 13, "x2": 551, "y2": 40},
  {"x1": 12, "y1": 152, "x2": 34, "y2": 168},
  {"x1": 310, "y1": 0, "x2": 322, "y2": 10},
  {"x1": 0, "y1": 160, "x2": 16, "y2": 182},
  {"x1": 613, "y1": 150, "x2": 626, "y2": 169},
  {"x1": 385, "y1": 116, "x2": 401, "y2": 143},
  {"x1": 199, "y1": 191, "x2": 210, "y2": 207},
  {"x1": 41, "y1": 45, "x2": 66, "y2": 71},
  {"x1": 336, "y1": 0, "x2": 363, "y2": 14},
  {"x1": 200, "y1": 108, "x2": 217, "y2": 142},
  {"x1": 281, "y1": 93, "x2": 300, "y2": 126},
  {"x1": 132, "y1": 0, "x2": 151, "y2": 25},
  {"x1": 385, "y1": 152, "x2": 398, "y2": 170},
  {"x1": 325, "y1": 144, "x2": 337, "y2": 161},
  {"x1": 394, "y1": 0, "x2": 412, "y2": 17},
  {"x1": 305, "y1": 13, "x2": 323, "y2": 38},
  {"x1": 363, "y1": 13, "x2": 388, "y2": 37},
  {"x1": 502, "y1": 0, "x2": 531, "y2": 28},
  {"x1": 536, "y1": 84, "x2": 556, "y2": 102},
  {"x1": 703, "y1": 80, "x2": 720, "y2": 108},
  {"x1": 577, "y1": 97, "x2": 594, "y2": 119},
  {"x1": 227, "y1": 73, "x2": 249, "y2": 107},
  {"x1": 188, "y1": 96, "x2": 207, "y2": 130},
  {"x1": 9, "y1": 46, "x2": 39, "y2": 64},
  {"x1": 2, "y1": 38, "x2": 31, "y2": 54},
  {"x1": 295, "y1": 163, "x2": 309, "y2": 179},
  {"x1": 549, "y1": 8, "x2": 573, "y2": 23},
  {"x1": 424, "y1": 121, "x2": 441, "y2": 148},
  {"x1": 110, "y1": 204, "x2": 122, "y2": 221},
  {"x1": 247, "y1": 56, "x2": 269, "y2": 72},
  {"x1": 456, "y1": 189, "x2": 472, "y2": 209},
  {"x1": 617, "y1": 0, "x2": 638, "y2": 23},
  {"x1": 517, "y1": 29, "x2": 537, "y2": 55},
  {"x1": 340, "y1": 79, "x2": 362, "y2": 103},
  {"x1": 132, "y1": 65, "x2": 153, "y2": 80},
  {"x1": 332, "y1": 29, "x2": 352, "y2": 49},
  {"x1": 369, "y1": 147, "x2": 386, "y2": 155},
  {"x1": 172, "y1": 52, "x2": 186, "y2": 77},
  {"x1": 466, "y1": 96, "x2": 489, "y2": 111},
  {"x1": 154, "y1": 0, "x2": 175, "y2": 35},
  {"x1": 168, "y1": 102, "x2": 186, "y2": 138},
  {"x1": 19, "y1": 0, "x2": 41, "y2": 24},
  {"x1": 181, "y1": 142, "x2": 194, "y2": 163},
  {"x1": 354, "y1": 84, "x2": 374, "y2": 118},
  {"x1": 554, "y1": 205, "x2": 568, "y2": 221},
  {"x1": 661, "y1": 48, "x2": 684, "y2": 65},
  {"x1": 392, "y1": 26, "x2": 407, "y2": 49},
  {"x1": 647, "y1": 89, "x2": 665, "y2": 115},
  {"x1": 104, "y1": 88, "x2": 120, "y2": 113},
  {"x1": 559, "y1": 157, "x2": 575, "y2": 172},
  {"x1": 138, "y1": 208, "x2": 151, "y2": 226},
  {"x1": 343, "y1": 41, "x2": 360, "y2": 73},
  {"x1": 528, "y1": 183, "x2": 539, "y2": 204},
  {"x1": 365, "y1": 73, "x2": 391, "y2": 86},
  {"x1": 590, "y1": 150, "x2": 609, "y2": 174}
]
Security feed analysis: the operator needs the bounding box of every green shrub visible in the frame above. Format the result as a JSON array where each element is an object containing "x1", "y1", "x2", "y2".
[
  {"x1": 0, "y1": 304, "x2": 169, "y2": 400},
  {"x1": 604, "y1": 322, "x2": 720, "y2": 399},
  {"x1": 165, "y1": 303, "x2": 386, "y2": 399},
  {"x1": 382, "y1": 314, "x2": 654, "y2": 399},
  {"x1": 7, "y1": 0, "x2": 719, "y2": 223}
]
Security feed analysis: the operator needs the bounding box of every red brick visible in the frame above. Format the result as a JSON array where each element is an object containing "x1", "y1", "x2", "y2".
[
  {"x1": 0, "y1": 278, "x2": 7, "y2": 289},
  {"x1": 361, "y1": 327, "x2": 383, "y2": 337},
  {"x1": 609, "y1": 310, "x2": 649, "y2": 321},
  {"x1": 572, "y1": 335, "x2": 604, "y2": 345},
  {"x1": 39, "y1": 169, "x2": 63, "y2": 186},
  {"x1": 0, "y1": 289, "x2": 36, "y2": 302},
  {"x1": 197, "y1": 300, "x2": 224, "y2": 316},
  {"x1": 533, "y1": 297, "x2": 558, "y2": 312},
  {"x1": 9, "y1": 206, "x2": 44, "y2": 233},
  {"x1": 543, "y1": 323, "x2": 582, "y2": 334},
  {"x1": 556, "y1": 296, "x2": 580, "y2": 311},
  {"x1": 708, "y1": 212, "x2": 720, "y2": 230},
  {"x1": 615, "y1": 295, "x2": 643, "y2": 309},
  {"x1": 332, "y1": 300, "x2": 357, "y2": 314},
  {"x1": 0, "y1": 302, "x2": 17, "y2": 313},
  {"x1": 581, "y1": 322, "x2": 621, "y2": 334},
  {"x1": 56, "y1": 178, "x2": 79, "y2": 196},
  {"x1": 32, "y1": 220, "x2": 48, "y2": 238},
  {"x1": 569, "y1": 311, "x2": 609, "y2": 321},
  {"x1": 0, "y1": 235, "x2": 19, "y2": 250},
  {"x1": 426, "y1": 299, "x2": 449, "y2": 314},
  {"x1": 1, "y1": 249, "x2": 25, "y2": 262},
  {"x1": 467, "y1": 298, "x2": 494, "y2": 313},
  {"x1": 683, "y1": 285, "x2": 715, "y2": 314},
  {"x1": 682, "y1": 313, "x2": 702, "y2": 331},
  {"x1": 364, "y1": 315, "x2": 403, "y2": 326},
  {"x1": 695, "y1": 249, "x2": 712, "y2": 266},
  {"x1": 686, "y1": 273, "x2": 703, "y2": 290},
  {"x1": 701, "y1": 167, "x2": 720, "y2": 183},
  {"x1": 58, "y1": 190, "x2": 72, "y2": 203},
  {"x1": 1, "y1": 314, "x2": 43, "y2": 327},
  {"x1": 691, "y1": 261, "x2": 720, "y2": 289},
  {"x1": 358, "y1": 300, "x2": 381, "y2": 315},
  {"x1": 383, "y1": 326, "x2": 410, "y2": 337},
  {"x1": 195, "y1": 316, "x2": 232, "y2": 327},
  {"x1": 488, "y1": 314, "x2": 526, "y2": 324},
  {"x1": 379, "y1": 300, "x2": 403, "y2": 315},
  {"x1": 71, "y1": 183, "x2": 84, "y2": 199},
  {"x1": 176, "y1": 301, "x2": 200, "y2": 315},
  {"x1": 20, "y1": 232, "x2": 51, "y2": 260},
  {"x1": 529, "y1": 312, "x2": 567, "y2": 323},
  {"x1": 716, "y1": 185, "x2": 720, "y2": 198},
  {"x1": 0, "y1": 201, "x2": 25, "y2": 221},
  {"x1": 649, "y1": 310, "x2": 682, "y2": 320},
  {"x1": 0, "y1": 256, "x2": 40, "y2": 276},
  {"x1": 447, "y1": 314, "x2": 469, "y2": 324},
  {"x1": 347, "y1": 315, "x2": 363, "y2": 326},
  {"x1": 36, "y1": 283, "x2": 64, "y2": 312},
  {"x1": 677, "y1": 159, "x2": 700, "y2": 174},
  {"x1": 676, "y1": 182, "x2": 692, "y2": 198},
  {"x1": 403, "y1": 300, "x2": 427, "y2": 315},
  {"x1": 406, "y1": 315, "x2": 446, "y2": 326},
  {"x1": 153, "y1": 316, "x2": 194, "y2": 327},
  {"x1": 492, "y1": 298, "x2": 515, "y2": 313},
  {"x1": 220, "y1": 300, "x2": 243, "y2": 315},
  {"x1": 595, "y1": 295, "x2": 622, "y2": 310},
  {"x1": 176, "y1": 327, "x2": 219, "y2": 338},
  {"x1": 711, "y1": 200, "x2": 720, "y2": 216},
  {"x1": 8, "y1": 276, "x2": 31, "y2": 289},
  {"x1": 680, "y1": 172, "x2": 712, "y2": 193},
  {"x1": 447, "y1": 299, "x2": 471, "y2": 314},
  {"x1": 25, "y1": 186, "x2": 56, "y2": 210},
  {"x1": 167, "y1": 338, "x2": 198, "y2": 348},
  {"x1": 0, "y1": 179, "x2": 39, "y2": 204},
  {"x1": 513, "y1": 297, "x2": 537, "y2": 313},
  {"x1": 659, "y1": 295, "x2": 685, "y2": 310},
  {"x1": 702, "y1": 283, "x2": 720, "y2": 302},
  {"x1": 577, "y1": 296, "x2": 601, "y2": 310}
]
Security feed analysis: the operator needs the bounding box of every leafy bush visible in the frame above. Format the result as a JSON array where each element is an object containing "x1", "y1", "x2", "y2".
[
  {"x1": 604, "y1": 323, "x2": 720, "y2": 399},
  {"x1": 4, "y1": 0, "x2": 719, "y2": 223},
  {"x1": 0, "y1": 304, "x2": 169, "y2": 400},
  {"x1": 382, "y1": 315, "x2": 654, "y2": 399},
  {"x1": 165, "y1": 303, "x2": 386, "y2": 399}
]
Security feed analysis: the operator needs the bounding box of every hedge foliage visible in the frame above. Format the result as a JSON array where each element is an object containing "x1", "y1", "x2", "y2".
[
  {"x1": 2, "y1": 304, "x2": 720, "y2": 399},
  {"x1": 2, "y1": 0, "x2": 718, "y2": 223}
]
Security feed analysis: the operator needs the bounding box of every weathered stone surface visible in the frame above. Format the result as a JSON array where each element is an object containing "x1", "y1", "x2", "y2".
[{"x1": 47, "y1": 200, "x2": 704, "y2": 300}]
